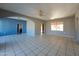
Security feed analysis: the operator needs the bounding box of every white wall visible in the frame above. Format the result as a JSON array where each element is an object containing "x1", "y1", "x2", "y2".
[
  {"x1": 27, "y1": 19, "x2": 35, "y2": 36},
  {"x1": 31, "y1": 18, "x2": 45, "y2": 35},
  {"x1": 35, "y1": 22, "x2": 41, "y2": 35},
  {"x1": 25, "y1": 17, "x2": 45, "y2": 36},
  {"x1": 45, "y1": 17, "x2": 75, "y2": 38},
  {"x1": 75, "y1": 7, "x2": 79, "y2": 42}
]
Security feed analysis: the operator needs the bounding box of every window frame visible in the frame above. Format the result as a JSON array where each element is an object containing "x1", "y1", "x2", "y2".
[{"x1": 51, "y1": 21, "x2": 63, "y2": 31}]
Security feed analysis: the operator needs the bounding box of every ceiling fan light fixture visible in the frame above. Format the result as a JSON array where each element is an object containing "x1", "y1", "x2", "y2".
[{"x1": 39, "y1": 10, "x2": 44, "y2": 17}]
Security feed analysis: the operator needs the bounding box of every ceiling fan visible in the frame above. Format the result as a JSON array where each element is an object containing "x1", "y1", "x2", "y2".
[{"x1": 39, "y1": 10, "x2": 46, "y2": 17}]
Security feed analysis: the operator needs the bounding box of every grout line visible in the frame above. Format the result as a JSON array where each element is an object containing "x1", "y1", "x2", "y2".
[
  {"x1": 65, "y1": 38, "x2": 67, "y2": 56},
  {"x1": 9, "y1": 37, "x2": 16, "y2": 56},
  {"x1": 0, "y1": 34, "x2": 77, "y2": 56},
  {"x1": 71, "y1": 39, "x2": 76, "y2": 56},
  {"x1": 15, "y1": 38, "x2": 28, "y2": 56},
  {"x1": 55, "y1": 39, "x2": 62, "y2": 56}
]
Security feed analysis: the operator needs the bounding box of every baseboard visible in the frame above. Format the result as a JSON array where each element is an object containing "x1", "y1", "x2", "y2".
[{"x1": 46, "y1": 34, "x2": 75, "y2": 38}]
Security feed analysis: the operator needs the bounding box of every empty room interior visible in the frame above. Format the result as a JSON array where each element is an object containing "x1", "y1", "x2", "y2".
[{"x1": 0, "y1": 3, "x2": 79, "y2": 56}]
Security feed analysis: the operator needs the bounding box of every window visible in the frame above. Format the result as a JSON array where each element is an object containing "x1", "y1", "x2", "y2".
[{"x1": 51, "y1": 21, "x2": 63, "y2": 31}]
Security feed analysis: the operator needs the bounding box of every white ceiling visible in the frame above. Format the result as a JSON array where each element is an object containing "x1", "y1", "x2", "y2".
[{"x1": 0, "y1": 3, "x2": 79, "y2": 20}]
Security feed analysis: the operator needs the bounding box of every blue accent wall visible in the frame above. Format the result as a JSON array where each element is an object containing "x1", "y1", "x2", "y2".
[{"x1": 0, "y1": 18, "x2": 26, "y2": 36}]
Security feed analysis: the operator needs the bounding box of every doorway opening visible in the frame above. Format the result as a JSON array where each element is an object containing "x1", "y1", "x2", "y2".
[
  {"x1": 41, "y1": 23, "x2": 44, "y2": 35},
  {"x1": 17, "y1": 24, "x2": 22, "y2": 34}
]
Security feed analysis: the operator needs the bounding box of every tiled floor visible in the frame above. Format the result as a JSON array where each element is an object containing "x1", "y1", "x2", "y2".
[{"x1": 0, "y1": 34, "x2": 79, "y2": 56}]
